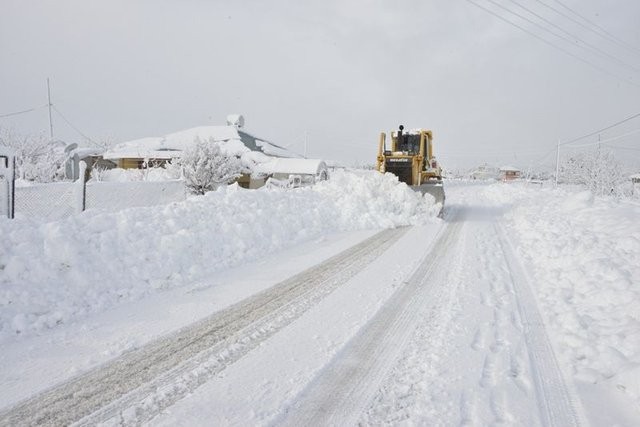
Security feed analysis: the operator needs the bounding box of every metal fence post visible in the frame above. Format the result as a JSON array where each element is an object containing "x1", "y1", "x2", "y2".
[
  {"x1": 0, "y1": 148, "x2": 16, "y2": 219},
  {"x1": 75, "y1": 160, "x2": 87, "y2": 213}
]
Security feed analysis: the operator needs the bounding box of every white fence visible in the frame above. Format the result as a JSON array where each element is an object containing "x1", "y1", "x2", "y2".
[
  {"x1": 16, "y1": 182, "x2": 82, "y2": 220},
  {"x1": 0, "y1": 147, "x2": 16, "y2": 218},
  {"x1": 86, "y1": 181, "x2": 186, "y2": 212},
  {"x1": 14, "y1": 180, "x2": 186, "y2": 220}
]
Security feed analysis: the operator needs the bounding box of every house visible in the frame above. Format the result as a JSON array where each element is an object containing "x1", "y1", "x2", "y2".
[
  {"x1": 64, "y1": 145, "x2": 116, "y2": 181},
  {"x1": 470, "y1": 164, "x2": 499, "y2": 180},
  {"x1": 102, "y1": 115, "x2": 324, "y2": 189},
  {"x1": 254, "y1": 158, "x2": 329, "y2": 187},
  {"x1": 499, "y1": 165, "x2": 521, "y2": 182},
  {"x1": 103, "y1": 115, "x2": 298, "y2": 168}
]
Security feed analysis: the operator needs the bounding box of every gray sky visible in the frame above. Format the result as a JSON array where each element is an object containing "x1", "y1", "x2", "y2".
[{"x1": 1, "y1": 0, "x2": 639, "y2": 171}]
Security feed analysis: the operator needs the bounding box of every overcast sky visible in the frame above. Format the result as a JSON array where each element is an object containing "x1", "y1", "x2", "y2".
[{"x1": 1, "y1": 0, "x2": 639, "y2": 171}]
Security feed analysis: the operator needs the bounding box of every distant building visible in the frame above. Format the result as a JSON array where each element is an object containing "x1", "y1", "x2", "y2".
[
  {"x1": 254, "y1": 158, "x2": 329, "y2": 187},
  {"x1": 470, "y1": 164, "x2": 499, "y2": 180},
  {"x1": 499, "y1": 166, "x2": 521, "y2": 182},
  {"x1": 631, "y1": 173, "x2": 640, "y2": 195}
]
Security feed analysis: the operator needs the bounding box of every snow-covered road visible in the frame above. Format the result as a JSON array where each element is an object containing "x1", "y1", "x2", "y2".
[
  {"x1": 360, "y1": 202, "x2": 584, "y2": 426},
  {"x1": 1, "y1": 178, "x2": 639, "y2": 426},
  {"x1": 150, "y1": 192, "x2": 585, "y2": 427}
]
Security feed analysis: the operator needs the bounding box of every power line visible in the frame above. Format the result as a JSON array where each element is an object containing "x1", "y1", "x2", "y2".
[
  {"x1": 0, "y1": 104, "x2": 48, "y2": 119},
  {"x1": 563, "y1": 139, "x2": 604, "y2": 149},
  {"x1": 603, "y1": 144, "x2": 640, "y2": 152},
  {"x1": 52, "y1": 106, "x2": 101, "y2": 148},
  {"x1": 545, "y1": 0, "x2": 640, "y2": 58},
  {"x1": 562, "y1": 128, "x2": 640, "y2": 149},
  {"x1": 560, "y1": 111, "x2": 640, "y2": 145},
  {"x1": 440, "y1": 146, "x2": 553, "y2": 156},
  {"x1": 507, "y1": 0, "x2": 640, "y2": 74},
  {"x1": 598, "y1": 128, "x2": 640, "y2": 144},
  {"x1": 465, "y1": 0, "x2": 640, "y2": 88},
  {"x1": 483, "y1": 0, "x2": 640, "y2": 82},
  {"x1": 530, "y1": 146, "x2": 557, "y2": 165}
]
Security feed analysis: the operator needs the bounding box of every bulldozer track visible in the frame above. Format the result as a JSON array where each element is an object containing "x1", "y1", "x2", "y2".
[{"x1": 0, "y1": 227, "x2": 406, "y2": 427}]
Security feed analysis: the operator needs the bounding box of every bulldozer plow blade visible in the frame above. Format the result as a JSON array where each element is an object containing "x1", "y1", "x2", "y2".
[{"x1": 414, "y1": 182, "x2": 445, "y2": 212}]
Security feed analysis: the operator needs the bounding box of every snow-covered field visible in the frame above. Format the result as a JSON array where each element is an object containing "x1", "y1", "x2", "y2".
[{"x1": 1, "y1": 171, "x2": 639, "y2": 425}]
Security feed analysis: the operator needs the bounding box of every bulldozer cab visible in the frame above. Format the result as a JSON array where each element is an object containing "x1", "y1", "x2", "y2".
[
  {"x1": 395, "y1": 133, "x2": 420, "y2": 154},
  {"x1": 390, "y1": 125, "x2": 421, "y2": 155},
  {"x1": 376, "y1": 124, "x2": 445, "y2": 211}
]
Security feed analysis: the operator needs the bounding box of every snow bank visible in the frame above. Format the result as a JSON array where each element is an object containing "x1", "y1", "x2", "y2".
[
  {"x1": 254, "y1": 158, "x2": 327, "y2": 177},
  {"x1": 481, "y1": 183, "x2": 640, "y2": 407},
  {"x1": 92, "y1": 167, "x2": 179, "y2": 182},
  {"x1": 0, "y1": 170, "x2": 437, "y2": 342}
]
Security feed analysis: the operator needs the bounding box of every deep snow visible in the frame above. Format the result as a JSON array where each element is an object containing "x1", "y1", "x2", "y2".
[
  {"x1": 482, "y1": 183, "x2": 640, "y2": 425},
  {"x1": 0, "y1": 170, "x2": 439, "y2": 342},
  {"x1": 1, "y1": 172, "x2": 639, "y2": 425}
]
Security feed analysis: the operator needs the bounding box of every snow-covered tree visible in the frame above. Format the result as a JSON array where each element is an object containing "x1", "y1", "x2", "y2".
[
  {"x1": 0, "y1": 127, "x2": 66, "y2": 182},
  {"x1": 559, "y1": 147, "x2": 625, "y2": 196},
  {"x1": 178, "y1": 138, "x2": 244, "y2": 194}
]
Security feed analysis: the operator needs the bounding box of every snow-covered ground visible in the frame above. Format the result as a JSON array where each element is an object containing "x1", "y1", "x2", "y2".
[
  {"x1": 484, "y1": 182, "x2": 640, "y2": 425},
  {"x1": 1, "y1": 172, "x2": 639, "y2": 425},
  {"x1": 0, "y1": 170, "x2": 439, "y2": 343}
]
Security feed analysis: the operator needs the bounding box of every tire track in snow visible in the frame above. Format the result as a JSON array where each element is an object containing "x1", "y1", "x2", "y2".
[
  {"x1": 278, "y1": 215, "x2": 465, "y2": 426},
  {"x1": 495, "y1": 223, "x2": 586, "y2": 427},
  {"x1": 0, "y1": 228, "x2": 406, "y2": 427},
  {"x1": 356, "y1": 204, "x2": 584, "y2": 426}
]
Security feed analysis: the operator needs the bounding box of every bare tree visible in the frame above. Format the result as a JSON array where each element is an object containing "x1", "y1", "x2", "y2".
[
  {"x1": 559, "y1": 147, "x2": 625, "y2": 196},
  {"x1": 0, "y1": 127, "x2": 66, "y2": 182}
]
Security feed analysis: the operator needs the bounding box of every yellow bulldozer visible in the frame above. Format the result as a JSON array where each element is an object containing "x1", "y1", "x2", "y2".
[{"x1": 376, "y1": 125, "x2": 445, "y2": 209}]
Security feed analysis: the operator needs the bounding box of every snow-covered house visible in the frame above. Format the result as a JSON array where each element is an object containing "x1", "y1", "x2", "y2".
[
  {"x1": 64, "y1": 145, "x2": 115, "y2": 180},
  {"x1": 499, "y1": 165, "x2": 521, "y2": 182},
  {"x1": 104, "y1": 116, "x2": 297, "y2": 169},
  {"x1": 470, "y1": 164, "x2": 499, "y2": 180},
  {"x1": 254, "y1": 158, "x2": 328, "y2": 187},
  {"x1": 103, "y1": 115, "x2": 324, "y2": 189}
]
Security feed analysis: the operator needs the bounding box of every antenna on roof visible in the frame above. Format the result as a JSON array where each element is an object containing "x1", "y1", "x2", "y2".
[{"x1": 226, "y1": 114, "x2": 245, "y2": 129}]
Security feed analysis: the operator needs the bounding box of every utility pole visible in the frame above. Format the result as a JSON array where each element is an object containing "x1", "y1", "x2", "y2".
[
  {"x1": 304, "y1": 131, "x2": 308, "y2": 158},
  {"x1": 555, "y1": 139, "x2": 560, "y2": 187},
  {"x1": 47, "y1": 78, "x2": 54, "y2": 141}
]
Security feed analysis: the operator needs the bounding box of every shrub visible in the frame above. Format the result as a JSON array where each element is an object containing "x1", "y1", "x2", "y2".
[{"x1": 178, "y1": 138, "x2": 244, "y2": 194}]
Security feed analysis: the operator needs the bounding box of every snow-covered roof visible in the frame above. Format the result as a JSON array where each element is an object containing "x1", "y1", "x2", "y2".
[
  {"x1": 630, "y1": 173, "x2": 640, "y2": 179},
  {"x1": 472, "y1": 164, "x2": 497, "y2": 171},
  {"x1": 103, "y1": 136, "x2": 178, "y2": 160},
  {"x1": 499, "y1": 165, "x2": 520, "y2": 172},
  {"x1": 254, "y1": 158, "x2": 328, "y2": 176},
  {"x1": 69, "y1": 147, "x2": 104, "y2": 159},
  {"x1": 103, "y1": 126, "x2": 300, "y2": 161}
]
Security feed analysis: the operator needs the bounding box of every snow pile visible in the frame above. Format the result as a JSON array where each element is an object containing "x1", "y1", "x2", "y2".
[
  {"x1": 482, "y1": 183, "x2": 640, "y2": 405},
  {"x1": 0, "y1": 170, "x2": 437, "y2": 341},
  {"x1": 313, "y1": 170, "x2": 441, "y2": 229},
  {"x1": 91, "y1": 167, "x2": 180, "y2": 182}
]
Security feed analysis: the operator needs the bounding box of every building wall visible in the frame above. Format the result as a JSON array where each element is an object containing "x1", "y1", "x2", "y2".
[
  {"x1": 118, "y1": 158, "x2": 171, "y2": 169},
  {"x1": 502, "y1": 170, "x2": 520, "y2": 181}
]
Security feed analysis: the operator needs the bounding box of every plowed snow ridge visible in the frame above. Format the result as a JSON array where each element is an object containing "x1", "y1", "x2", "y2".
[{"x1": 0, "y1": 228, "x2": 406, "y2": 426}]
